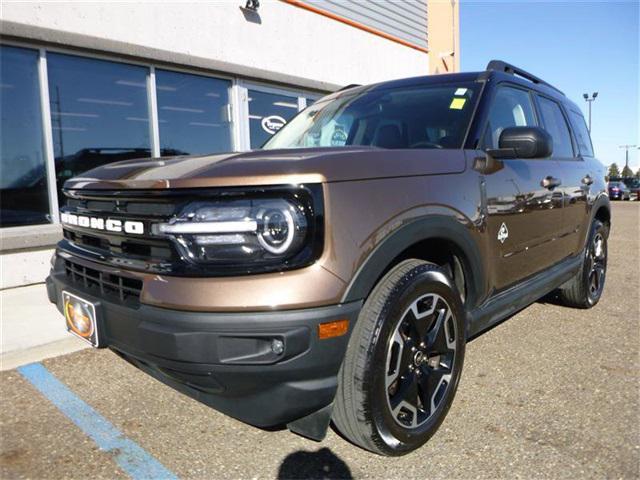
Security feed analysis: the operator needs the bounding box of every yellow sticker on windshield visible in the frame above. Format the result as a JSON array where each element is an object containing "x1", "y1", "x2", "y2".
[{"x1": 449, "y1": 98, "x2": 466, "y2": 110}]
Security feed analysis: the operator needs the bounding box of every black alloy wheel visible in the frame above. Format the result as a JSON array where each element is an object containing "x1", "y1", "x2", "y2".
[
  {"x1": 385, "y1": 293, "x2": 457, "y2": 429},
  {"x1": 333, "y1": 259, "x2": 466, "y2": 456}
]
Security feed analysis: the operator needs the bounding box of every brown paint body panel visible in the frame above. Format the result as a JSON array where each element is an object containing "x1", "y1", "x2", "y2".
[{"x1": 63, "y1": 147, "x2": 465, "y2": 190}]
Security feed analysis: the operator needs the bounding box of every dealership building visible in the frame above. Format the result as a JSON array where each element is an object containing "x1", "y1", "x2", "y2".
[{"x1": 0, "y1": 1, "x2": 459, "y2": 334}]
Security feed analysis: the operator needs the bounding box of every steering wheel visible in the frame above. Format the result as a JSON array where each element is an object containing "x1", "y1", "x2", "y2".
[{"x1": 409, "y1": 141, "x2": 443, "y2": 149}]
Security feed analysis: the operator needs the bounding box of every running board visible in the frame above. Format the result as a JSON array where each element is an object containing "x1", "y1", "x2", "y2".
[{"x1": 467, "y1": 254, "x2": 582, "y2": 339}]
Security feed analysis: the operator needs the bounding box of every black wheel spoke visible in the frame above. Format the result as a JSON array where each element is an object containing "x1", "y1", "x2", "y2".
[
  {"x1": 427, "y1": 308, "x2": 451, "y2": 355},
  {"x1": 418, "y1": 367, "x2": 444, "y2": 414},
  {"x1": 406, "y1": 308, "x2": 430, "y2": 342},
  {"x1": 402, "y1": 295, "x2": 436, "y2": 342},
  {"x1": 389, "y1": 374, "x2": 419, "y2": 411}
]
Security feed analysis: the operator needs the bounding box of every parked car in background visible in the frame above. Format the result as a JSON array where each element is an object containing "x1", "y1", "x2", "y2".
[
  {"x1": 608, "y1": 181, "x2": 631, "y2": 200},
  {"x1": 622, "y1": 178, "x2": 640, "y2": 200}
]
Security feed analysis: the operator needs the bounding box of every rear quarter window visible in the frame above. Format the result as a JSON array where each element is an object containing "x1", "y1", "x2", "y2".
[
  {"x1": 537, "y1": 96, "x2": 574, "y2": 158},
  {"x1": 568, "y1": 110, "x2": 594, "y2": 157}
]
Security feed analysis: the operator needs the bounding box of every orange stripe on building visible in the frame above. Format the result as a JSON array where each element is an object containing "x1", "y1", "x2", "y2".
[{"x1": 282, "y1": 0, "x2": 428, "y2": 54}]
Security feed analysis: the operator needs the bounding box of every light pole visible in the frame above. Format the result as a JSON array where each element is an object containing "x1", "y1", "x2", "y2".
[
  {"x1": 619, "y1": 144, "x2": 637, "y2": 173},
  {"x1": 583, "y1": 92, "x2": 598, "y2": 132}
]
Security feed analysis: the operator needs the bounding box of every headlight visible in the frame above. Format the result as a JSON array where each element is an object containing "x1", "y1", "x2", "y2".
[{"x1": 153, "y1": 186, "x2": 322, "y2": 273}]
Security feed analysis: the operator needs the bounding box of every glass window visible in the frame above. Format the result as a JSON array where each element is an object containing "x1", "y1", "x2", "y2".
[
  {"x1": 0, "y1": 46, "x2": 50, "y2": 228},
  {"x1": 156, "y1": 70, "x2": 232, "y2": 155},
  {"x1": 264, "y1": 83, "x2": 479, "y2": 150},
  {"x1": 537, "y1": 96, "x2": 574, "y2": 158},
  {"x1": 568, "y1": 110, "x2": 594, "y2": 157},
  {"x1": 248, "y1": 90, "x2": 300, "y2": 149},
  {"x1": 304, "y1": 97, "x2": 319, "y2": 108},
  {"x1": 47, "y1": 53, "x2": 151, "y2": 203},
  {"x1": 483, "y1": 86, "x2": 536, "y2": 149}
]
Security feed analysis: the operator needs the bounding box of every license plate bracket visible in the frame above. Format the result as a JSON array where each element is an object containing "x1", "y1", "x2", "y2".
[{"x1": 62, "y1": 291, "x2": 101, "y2": 347}]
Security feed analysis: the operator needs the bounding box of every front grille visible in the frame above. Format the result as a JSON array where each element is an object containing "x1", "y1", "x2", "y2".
[
  {"x1": 62, "y1": 229, "x2": 176, "y2": 262},
  {"x1": 64, "y1": 259, "x2": 142, "y2": 306},
  {"x1": 61, "y1": 192, "x2": 180, "y2": 265}
]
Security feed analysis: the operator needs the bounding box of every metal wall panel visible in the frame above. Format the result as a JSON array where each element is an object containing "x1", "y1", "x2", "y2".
[{"x1": 304, "y1": 0, "x2": 428, "y2": 49}]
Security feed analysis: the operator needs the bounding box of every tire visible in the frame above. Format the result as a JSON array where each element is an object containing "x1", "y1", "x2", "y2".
[
  {"x1": 333, "y1": 259, "x2": 466, "y2": 456},
  {"x1": 557, "y1": 219, "x2": 608, "y2": 308}
]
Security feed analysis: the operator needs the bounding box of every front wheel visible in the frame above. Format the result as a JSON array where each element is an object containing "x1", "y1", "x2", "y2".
[
  {"x1": 557, "y1": 219, "x2": 608, "y2": 308},
  {"x1": 332, "y1": 259, "x2": 466, "y2": 456}
]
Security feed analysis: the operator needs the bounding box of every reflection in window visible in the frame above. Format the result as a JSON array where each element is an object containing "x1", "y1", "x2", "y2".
[
  {"x1": 248, "y1": 90, "x2": 300, "y2": 149},
  {"x1": 156, "y1": 70, "x2": 232, "y2": 155},
  {"x1": 483, "y1": 87, "x2": 536, "y2": 149},
  {"x1": 47, "y1": 53, "x2": 151, "y2": 203},
  {"x1": 0, "y1": 46, "x2": 49, "y2": 227}
]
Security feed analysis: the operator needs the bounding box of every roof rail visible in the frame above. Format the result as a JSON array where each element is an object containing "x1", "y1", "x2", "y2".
[
  {"x1": 486, "y1": 60, "x2": 565, "y2": 96},
  {"x1": 336, "y1": 83, "x2": 361, "y2": 92}
]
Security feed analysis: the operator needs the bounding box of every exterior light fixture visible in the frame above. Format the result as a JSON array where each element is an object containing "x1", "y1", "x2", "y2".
[
  {"x1": 242, "y1": 0, "x2": 259, "y2": 12},
  {"x1": 583, "y1": 92, "x2": 598, "y2": 132}
]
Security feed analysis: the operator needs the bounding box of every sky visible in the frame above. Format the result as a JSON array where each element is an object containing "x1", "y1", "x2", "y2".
[{"x1": 460, "y1": 0, "x2": 640, "y2": 172}]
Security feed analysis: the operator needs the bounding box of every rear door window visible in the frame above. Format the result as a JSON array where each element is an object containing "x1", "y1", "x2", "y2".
[{"x1": 536, "y1": 96, "x2": 574, "y2": 158}]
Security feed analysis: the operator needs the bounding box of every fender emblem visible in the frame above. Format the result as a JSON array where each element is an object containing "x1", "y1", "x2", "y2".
[{"x1": 497, "y1": 222, "x2": 509, "y2": 244}]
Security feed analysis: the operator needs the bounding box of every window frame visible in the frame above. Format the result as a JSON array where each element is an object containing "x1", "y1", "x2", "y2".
[{"x1": 533, "y1": 93, "x2": 579, "y2": 161}]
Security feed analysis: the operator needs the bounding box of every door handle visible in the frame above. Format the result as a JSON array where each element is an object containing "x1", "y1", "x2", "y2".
[
  {"x1": 541, "y1": 176, "x2": 562, "y2": 189},
  {"x1": 582, "y1": 175, "x2": 594, "y2": 186}
]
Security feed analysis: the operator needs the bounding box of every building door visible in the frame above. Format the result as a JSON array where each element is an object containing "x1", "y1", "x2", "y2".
[{"x1": 237, "y1": 82, "x2": 320, "y2": 150}]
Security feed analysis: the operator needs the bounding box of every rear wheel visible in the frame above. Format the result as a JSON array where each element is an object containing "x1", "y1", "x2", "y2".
[
  {"x1": 557, "y1": 219, "x2": 608, "y2": 308},
  {"x1": 333, "y1": 259, "x2": 466, "y2": 456}
]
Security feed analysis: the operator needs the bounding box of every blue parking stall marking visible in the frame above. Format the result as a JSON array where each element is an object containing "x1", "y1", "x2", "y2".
[{"x1": 18, "y1": 362, "x2": 178, "y2": 480}]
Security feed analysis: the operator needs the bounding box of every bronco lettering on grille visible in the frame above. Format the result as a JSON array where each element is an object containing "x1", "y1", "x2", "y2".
[{"x1": 60, "y1": 213, "x2": 144, "y2": 235}]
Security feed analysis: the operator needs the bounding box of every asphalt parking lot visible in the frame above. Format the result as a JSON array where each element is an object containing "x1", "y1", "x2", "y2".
[{"x1": 1, "y1": 202, "x2": 638, "y2": 479}]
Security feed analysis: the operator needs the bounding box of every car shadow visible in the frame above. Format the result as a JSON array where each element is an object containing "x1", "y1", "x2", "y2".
[{"x1": 277, "y1": 447, "x2": 353, "y2": 480}]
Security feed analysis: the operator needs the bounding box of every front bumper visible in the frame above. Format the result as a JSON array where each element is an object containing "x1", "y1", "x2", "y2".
[{"x1": 46, "y1": 267, "x2": 361, "y2": 429}]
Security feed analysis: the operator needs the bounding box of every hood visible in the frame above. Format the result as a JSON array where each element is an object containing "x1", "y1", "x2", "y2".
[{"x1": 63, "y1": 147, "x2": 467, "y2": 190}]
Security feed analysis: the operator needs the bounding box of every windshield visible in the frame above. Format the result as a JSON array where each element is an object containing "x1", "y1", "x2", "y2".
[{"x1": 263, "y1": 82, "x2": 479, "y2": 150}]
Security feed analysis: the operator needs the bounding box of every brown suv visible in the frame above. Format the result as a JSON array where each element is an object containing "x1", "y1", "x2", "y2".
[{"x1": 47, "y1": 61, "x2": 610, "y2": 456}]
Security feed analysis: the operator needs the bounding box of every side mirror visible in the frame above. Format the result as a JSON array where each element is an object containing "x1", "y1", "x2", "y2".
[{"x1": 488, "y1": 126, "x2": 553, "y2": 159}]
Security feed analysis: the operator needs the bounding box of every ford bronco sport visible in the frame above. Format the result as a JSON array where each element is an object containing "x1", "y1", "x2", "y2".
[{"x1": 47, "y1": 61, "x2": 610, "y2": 456}]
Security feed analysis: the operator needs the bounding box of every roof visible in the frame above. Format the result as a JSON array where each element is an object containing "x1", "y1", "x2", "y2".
[{"x1": 333, "y1": 60, "x2": 578, "y2": 110}]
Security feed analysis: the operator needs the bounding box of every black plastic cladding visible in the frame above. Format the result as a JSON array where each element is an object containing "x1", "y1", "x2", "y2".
[{"x1": 59, "y1": 184, "x2": 325, "y2": 277}]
